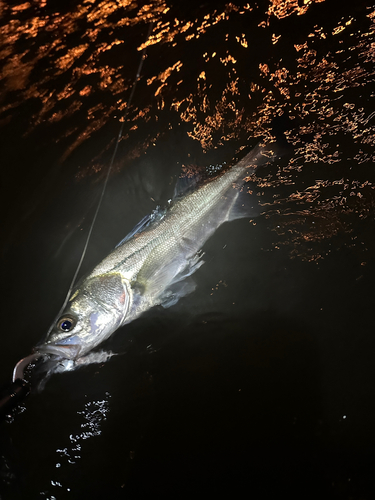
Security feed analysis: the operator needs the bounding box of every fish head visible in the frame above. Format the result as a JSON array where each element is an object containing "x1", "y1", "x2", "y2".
[{"x1": 38, "y1": 273, "x2": 129, "y2": 360}]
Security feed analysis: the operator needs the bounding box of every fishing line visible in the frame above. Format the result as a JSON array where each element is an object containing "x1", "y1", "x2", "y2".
[
  {"x1": 51, "y1": 22, "x2": 154, "y2": 328},
  {"x1": 6, "y1": 23, "x2": 154, "y2": 397}
]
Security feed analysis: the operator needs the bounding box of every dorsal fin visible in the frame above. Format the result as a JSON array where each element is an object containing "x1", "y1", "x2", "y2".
[
  {"x1": 115, "y1": 206, "x2": 166, "y2": 249},
  {"x1": 173, "y1": 172, "x2": 202, "y2": 200}
]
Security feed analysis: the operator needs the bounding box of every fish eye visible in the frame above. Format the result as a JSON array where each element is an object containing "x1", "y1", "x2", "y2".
[{"x1": 57, "y1": 316, "x2": 76, "y2": 332}]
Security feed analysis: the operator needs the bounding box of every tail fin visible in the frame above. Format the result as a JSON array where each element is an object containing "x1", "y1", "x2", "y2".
[
  {"x1": 226, "y1": 139, "x2": 283, "y2": 222},
  {"x1": 234, "y1": 141, "x2": 280, "y2": 175}
]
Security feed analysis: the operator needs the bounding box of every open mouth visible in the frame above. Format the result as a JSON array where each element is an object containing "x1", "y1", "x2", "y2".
[{"x1": 37, "y1": 343, "x2": 81, "y2": 360}]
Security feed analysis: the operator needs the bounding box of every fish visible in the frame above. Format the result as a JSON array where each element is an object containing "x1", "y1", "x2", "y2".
[{"x1": 36, "y1": 143, "x2": 277, "y2": 362}]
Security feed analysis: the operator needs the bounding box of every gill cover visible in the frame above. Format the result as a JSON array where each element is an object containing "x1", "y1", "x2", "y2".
[
  {"x1": 76, "y1": 272, "x2": 129, "y2": 321},
  {"x1": 40, "y1": 273, "x2": 129, "y2": 359}
]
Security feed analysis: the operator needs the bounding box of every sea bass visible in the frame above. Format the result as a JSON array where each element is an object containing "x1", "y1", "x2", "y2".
[{"x1": 37, "y1": 144, "x2": 275, "y2": 361}]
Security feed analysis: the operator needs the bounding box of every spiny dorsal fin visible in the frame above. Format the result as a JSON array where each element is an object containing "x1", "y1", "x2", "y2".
[
  {"x1": 115, "y1": 206, "x2": 166, "y2": 249},
  {"x1": 173, "y1": 173, "x2": 201, "y2": 200}
]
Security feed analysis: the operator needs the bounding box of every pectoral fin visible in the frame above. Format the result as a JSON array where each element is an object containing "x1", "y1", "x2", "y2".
[{"x1": 136, "y1": 246, "x2": 204, "y2": 304}]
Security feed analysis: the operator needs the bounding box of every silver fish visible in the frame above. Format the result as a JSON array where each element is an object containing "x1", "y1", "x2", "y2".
[{"x1": 37, "y1": 144, "x2": 276, "y2": 360}]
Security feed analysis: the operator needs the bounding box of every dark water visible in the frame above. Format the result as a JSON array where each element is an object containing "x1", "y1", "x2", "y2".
[{"x1": 1, "y1": 0, "x2": 375, "y2": 498}]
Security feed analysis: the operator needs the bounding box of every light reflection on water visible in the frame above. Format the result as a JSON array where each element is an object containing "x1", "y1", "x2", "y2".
[
  {"x1": 40, "y1": 392, "x2": 111, "y2": 498},
  {"x1": 1, "y1": 0, "x2": 374, "y2": 263}
]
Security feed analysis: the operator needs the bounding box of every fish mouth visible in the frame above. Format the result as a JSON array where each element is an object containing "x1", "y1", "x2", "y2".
[{"x1": 37, "y1": 343, "x2": 81, "y2": 360}]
